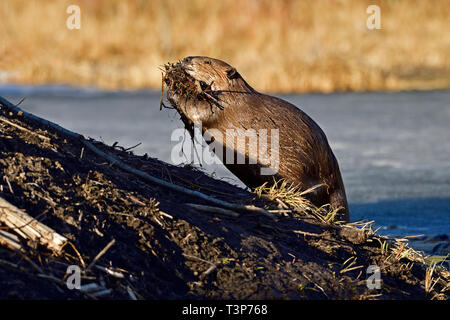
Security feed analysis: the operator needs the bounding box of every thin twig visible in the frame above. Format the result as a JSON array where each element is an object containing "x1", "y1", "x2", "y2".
[
  {"x1": 159, "y1": 211, "x2": 173, "y2": 219},
  {"x1": 0, "y1": 116, "x2": 50, "y2": 142},
  {"x1": 124, "y1": 142, "x2": 142, "y2": 151},
  {"x1": 86, "y1": 239, "x2": 116, "y2": 272},
  {"x1": 62, "y1": 241, "x2": 86, "y2": 269},
  {"x1": 4, "y1": 176, "x2": 13, "y2": 194},
  {"x1": 186, "y1": 203, "x2": 240, "y2": 217}
]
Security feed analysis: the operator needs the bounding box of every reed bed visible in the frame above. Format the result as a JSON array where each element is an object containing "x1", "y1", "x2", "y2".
[{"x1": 0, "y1": 0, "x2": 449, "y2": 92}]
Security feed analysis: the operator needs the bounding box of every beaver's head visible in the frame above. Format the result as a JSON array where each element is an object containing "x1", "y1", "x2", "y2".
[
  {"x1": 180, "y1": 56, "x2": 244, "y2": 92},
  {"x1": 165, "y1": 56, "x2": 253, "y2": 125}
]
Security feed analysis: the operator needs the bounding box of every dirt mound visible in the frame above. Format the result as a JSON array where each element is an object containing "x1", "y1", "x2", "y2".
[{"x1": 0, "y1": 95, "x2": 448, "y2": 300}]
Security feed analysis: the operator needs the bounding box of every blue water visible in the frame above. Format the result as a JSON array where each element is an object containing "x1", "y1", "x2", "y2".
[
  {"x1": 1, "y1": 85, "x2": 449, "y2": 238},
  {"x1": 350, "y1": 198, "x2": 450, "y2": 237}
]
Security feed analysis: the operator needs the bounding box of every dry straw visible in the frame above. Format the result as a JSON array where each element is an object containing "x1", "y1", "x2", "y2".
[{"x1": 0, "y1": 0, "x2": 449, "y2": 92}]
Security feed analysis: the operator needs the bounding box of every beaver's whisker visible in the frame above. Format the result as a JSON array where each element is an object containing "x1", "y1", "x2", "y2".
[{"x1": 201, "y1": 92, "x2": 223, "y2": 109}]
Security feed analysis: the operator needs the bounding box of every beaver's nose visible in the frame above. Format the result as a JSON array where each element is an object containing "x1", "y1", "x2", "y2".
[{"x1": 182, "y1": 57, "x2": 192, "y2": 64}]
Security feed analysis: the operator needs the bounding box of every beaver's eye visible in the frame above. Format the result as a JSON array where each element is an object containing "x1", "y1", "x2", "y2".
[
  {"x1": 200, "y1": 81, "x2": 209, "y2": 90},
  {"x1": 226, "y1": 67, "x2": 239, "y2": 79},
  {"x1": 204, "y1": 60, "x2": 211, "y2": 65}
]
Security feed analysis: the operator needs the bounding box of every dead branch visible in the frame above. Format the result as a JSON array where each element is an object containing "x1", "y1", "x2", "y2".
[
  {"x1": 0, "y1": 197, "x2": 67, "y2": 252},
  {"x1": 86, "y1": 238, "x2": 116, "y2": 271},
  {"x1": 0, "y1": 116, "x2": 51, "y2": 142},
  {"x1": 186, "y1": 203, "x2": 240, "y2": 217}
]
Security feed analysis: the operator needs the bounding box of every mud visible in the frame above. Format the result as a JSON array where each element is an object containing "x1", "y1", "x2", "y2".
[{"x1": 0, "y1": 98, "x2": 448, "y2": 300}]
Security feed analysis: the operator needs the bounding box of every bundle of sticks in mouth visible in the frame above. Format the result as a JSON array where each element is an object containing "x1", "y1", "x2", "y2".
[{"x1": 160, "y1": 61, "x2": 214, "y2": 110}]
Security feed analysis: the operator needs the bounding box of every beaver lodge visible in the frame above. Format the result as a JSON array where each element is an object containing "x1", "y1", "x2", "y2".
[{"x1": 0, "y1": 95, "x2": 448, "y2": 300}]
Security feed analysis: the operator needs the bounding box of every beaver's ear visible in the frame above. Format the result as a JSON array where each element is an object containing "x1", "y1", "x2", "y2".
[{"x1": 226, "y1": 67, "x2": 240, "y2": 80}]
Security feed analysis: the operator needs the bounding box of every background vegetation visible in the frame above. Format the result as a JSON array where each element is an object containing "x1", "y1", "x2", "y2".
[{"x1": 0, "y1": 0, "x2": 449, "y2": 92}]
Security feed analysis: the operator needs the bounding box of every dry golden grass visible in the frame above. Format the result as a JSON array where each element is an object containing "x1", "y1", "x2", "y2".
[
  {"x1": 0, "y1": 0, "x2": 449, "y2": 92},
  {"x1": 254, "y1": 179, "x2": 343, "y2": 223}
]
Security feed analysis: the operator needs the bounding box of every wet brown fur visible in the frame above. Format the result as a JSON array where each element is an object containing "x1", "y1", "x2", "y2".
[{"x1": 166, "y1": 56, "x2": 349, "y2": 221}]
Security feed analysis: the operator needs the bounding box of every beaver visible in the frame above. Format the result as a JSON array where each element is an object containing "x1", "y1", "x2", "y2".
[{"x1": 164, "y1": 56, "x2": 349, "y2": 222}]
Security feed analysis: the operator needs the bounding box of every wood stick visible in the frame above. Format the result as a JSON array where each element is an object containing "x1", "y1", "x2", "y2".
[
  {"x1": 95, "y1": 265, "x2": 125, "y2": 279},
  {"x1": 0, "y1": 229, "x2": 24, "y2": 251},
  {"x1": 90, "y1": 288, "x2": 113, "y2": 297},
  {"x1": 86, "y1": 238, "x2": 116, "y2": 271},
  {"x1": 293, "y1": 230, "x2": 324, "y2": 238},
  {"x1": 126, "y1": 286, "x2": 138, "y2": 300},
  {"x1": 186, "y1": 203, "x2": 240, "y2": 217},
  {"x1": 0, "y1": 197, "x2": 67, "y2": 252},
  {"x1": 0, "y1": 95, "x2": 275, "y2": 219},
  {"x1": 4, "y1": 176, "x2": 14, "y2": 194},
  {"x1": 0, "y1": 116, "x2": 50, "y2": 141}
]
